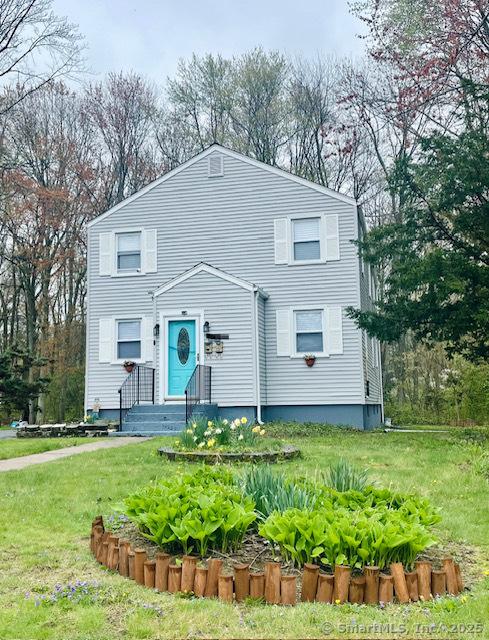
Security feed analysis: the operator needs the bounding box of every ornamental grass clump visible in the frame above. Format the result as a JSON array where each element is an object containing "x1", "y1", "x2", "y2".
[
  {"x1": 178, "y1": 416, "x2": 266, "y2": 450},
  {"x1": 324, "y1": 459, "x2": 370, "y2": 492},
  {"x1": 241, "y1": 465, "x2": 319, "y2": 521},
  {"x1": 122, "y1": 466, "x2": 255, "y2": 556}
]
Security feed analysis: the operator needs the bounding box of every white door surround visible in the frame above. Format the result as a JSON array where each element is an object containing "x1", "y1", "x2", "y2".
[{"x1": 159, "y1": 308, "x2": 204, "y2": 404}]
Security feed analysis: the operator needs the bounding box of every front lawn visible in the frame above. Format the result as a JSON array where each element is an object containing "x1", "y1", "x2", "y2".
[
  {"x1": 0, "y1": 437, "x2": 93, "y2": 460},
  {"x1": 0, "y1": 426, "x2": 488, "y2": 639}
]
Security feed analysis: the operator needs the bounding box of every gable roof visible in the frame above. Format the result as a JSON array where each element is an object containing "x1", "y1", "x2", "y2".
[
  {"x1": 88, "y1": 144, "x2": 357, "y2": 229},
  {"x1": 153, "y1": 262, "x2": 269, "y2": 299}
]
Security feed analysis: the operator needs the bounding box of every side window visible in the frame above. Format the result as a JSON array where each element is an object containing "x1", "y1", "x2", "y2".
[
  {"x1": 294, "y1": 309, "x2": 324, "y2": 353},
  {"x1": 116, "y1": 232, "x2": 141, "y2": 273},
  {"x1": 292, "y1": 218, "x2": 321, "y2": 261},
  {"x1": 117, "y1": 319, "x2": 141, "y2": 359},
  {"x1": 274, "y1": 215, "x2": 339, "y2": 265}
]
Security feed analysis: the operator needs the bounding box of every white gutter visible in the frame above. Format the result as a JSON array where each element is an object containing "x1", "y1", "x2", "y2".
[{"x1": 252, "y1": 288, "x2": 263, "y2": 424}]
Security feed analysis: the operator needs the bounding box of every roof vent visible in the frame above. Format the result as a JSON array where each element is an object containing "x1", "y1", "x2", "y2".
[{"x1": 208, "y1": 154, "x2": 224, "y2": 178}]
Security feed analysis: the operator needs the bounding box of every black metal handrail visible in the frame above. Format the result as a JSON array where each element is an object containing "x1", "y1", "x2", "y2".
[
  {"x1": 118, "y1": 364, "x2": 155, "y2": 430},
  {"x1": 185, "y1": 364, "x2": 212, "y2": 423}
]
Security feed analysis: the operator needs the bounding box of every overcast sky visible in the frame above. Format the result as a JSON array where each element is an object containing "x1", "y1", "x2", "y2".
[{"x1": 53, "y1": 0, "x2": 366, "y2": 82}]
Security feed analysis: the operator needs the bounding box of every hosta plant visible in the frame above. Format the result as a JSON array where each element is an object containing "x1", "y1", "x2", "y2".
[
  {"x1": 259, "y1": 506, "x2": 438, "y2": 570},
  {"x1": 122, "y1": 466, "x2": 255, "y2": 556}
]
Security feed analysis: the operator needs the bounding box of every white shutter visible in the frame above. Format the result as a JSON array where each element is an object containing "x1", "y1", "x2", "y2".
[
  {"x1": 274, "y1": 218, "x2": 290, "y2": 264},
  {"x1": 326, "y1": 306, "x2": 343, "y2": 355},
  {"x1": 99, "y1": 232, "x2": 114, "y2": 276},
  {"x1": 143, "y1": 229, "x2": 157, "y2": 273},
  {"x1": 323, "y1": 214, "x2": 340, "y2": 261},
  {"x1": 276, "y1": 308, "x2": 291, "y2": 356},
  {"x1": 99, "y1": 318, "x2": 114, "y2": 362},
  {"x1": 142, "y1": 316, "x2": 154, "y2": 362}
]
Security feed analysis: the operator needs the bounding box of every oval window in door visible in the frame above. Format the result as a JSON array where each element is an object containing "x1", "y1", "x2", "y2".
[{"x1": 177, "y1": 328, "x2": 190, "y2": 364}]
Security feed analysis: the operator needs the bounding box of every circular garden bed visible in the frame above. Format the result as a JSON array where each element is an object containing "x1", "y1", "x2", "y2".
[
  {"x1": 90, "y1": 464, "x2": 470, "y2": 607},
  {"x1": 158, "y1": 444, "x2": 301, "y2": 463}
]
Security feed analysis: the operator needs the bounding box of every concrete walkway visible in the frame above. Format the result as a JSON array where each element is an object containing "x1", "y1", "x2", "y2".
[{"x1": 0, "y1": 437, "x2": 148, "y2": 473}]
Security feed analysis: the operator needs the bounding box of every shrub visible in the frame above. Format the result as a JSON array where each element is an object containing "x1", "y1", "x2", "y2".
[
  {"x1": 324, "y1": 459, "x2": 370, "y2": 492},
  {"x1": 122, "y1": 466, "x2": 255, "y2": 556},
  {"x1": 241, "y1": 465, "x2": 319, "y2": 521},
  {"x1": 178, "y1": 416, "x2": 267, "y2": 450}
]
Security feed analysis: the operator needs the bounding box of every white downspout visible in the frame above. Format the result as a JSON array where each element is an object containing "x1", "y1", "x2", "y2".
[{"x1": 252, "y1": 288, "x2": 263, "y2": 424}]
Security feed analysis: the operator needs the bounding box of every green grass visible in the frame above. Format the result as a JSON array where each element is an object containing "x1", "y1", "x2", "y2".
[
  {"x1": 0, "y1": 428, "x2": 488, "y2": 639},
  {"x1": 0, "y1": 437, "x2": 93, "y2": 460}
]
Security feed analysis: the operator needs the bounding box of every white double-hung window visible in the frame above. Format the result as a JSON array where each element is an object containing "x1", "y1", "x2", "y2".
[
  {"x1": 276, "y1": 306, "x2": 343, "y2": 357},
  {"x1": 295, "y1": 309, "x2": 324, "y2": 353},
  {"x1": 293, "y1": 218, "x2": 321, "y2": 261},
  {"x1": 117, "y1": 319, "x2": 141, "y2": 359},
  {"x1": 117, "y1": 232, "x2": 141, "y2": 273},
  {"x1": 99, "y1": 228, "x2": 157, "y2": 276},
  {"x1": 273, "y1": 214, "x2": 339, "y2": 265}
]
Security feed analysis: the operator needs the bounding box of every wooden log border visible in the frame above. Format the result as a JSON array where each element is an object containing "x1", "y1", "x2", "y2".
[
  {"x1": 157, "y1": 445, "x2": 301, "y2": 464},
  {"x1": 90, "y1": 517, "x2": 466, "y2": 606}
]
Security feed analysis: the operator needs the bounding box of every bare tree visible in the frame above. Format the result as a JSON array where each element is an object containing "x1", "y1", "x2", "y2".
[
  {"x1": 0, "y1": 0, "x2": 84, "y2": 115},
  {"x1": 84, "y1": 72, "x2": 160, "y2": 211}
]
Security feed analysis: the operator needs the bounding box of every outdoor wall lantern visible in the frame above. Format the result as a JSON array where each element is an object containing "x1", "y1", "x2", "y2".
[
  {"x1": 203, "y1": 321, "x2": 210, "y2": 334},
  {"x1": 153, "y1": 323, "x2": 160, "y2": 338}
]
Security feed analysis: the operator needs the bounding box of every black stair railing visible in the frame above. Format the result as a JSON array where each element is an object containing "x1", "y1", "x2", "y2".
[
  {"x1": 185, "y1": 365, "x2": 212, "y2": 423},
  {"x1": 118, "y1": 364, "x2": 155, "y2": 430}
]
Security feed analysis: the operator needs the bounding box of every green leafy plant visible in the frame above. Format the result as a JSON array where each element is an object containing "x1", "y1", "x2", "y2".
[
  {"x1": 259, "y1": 505, "x2": 438, "y2": 570},
  {"x1": 121, "y1": 466, "x2": 255, "y2": 556},
  {"x1": 241, "y1": 465, "x2": 319, "y2": 521},
  {"x1": 324, "y1": 459, "x2": 370, "y2": 492}
]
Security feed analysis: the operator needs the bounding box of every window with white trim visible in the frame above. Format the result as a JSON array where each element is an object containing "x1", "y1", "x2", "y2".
[
  {"x1": 293, "y1": 217, "x2": 321, "y2": 261},
  {"x1": 294, "y1": 309, "x2": 324, "y2": 353},
  {"x1": 116, "y1": 231, "x2": 141, "y2": 273},
  {"x1": 117, "y1": 319, "x2": 141, "y2": 359}
]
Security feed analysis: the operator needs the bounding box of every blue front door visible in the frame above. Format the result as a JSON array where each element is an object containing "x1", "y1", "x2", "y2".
[{"x1": 168, "y1": 319, "x2": 196, "y2": 396}]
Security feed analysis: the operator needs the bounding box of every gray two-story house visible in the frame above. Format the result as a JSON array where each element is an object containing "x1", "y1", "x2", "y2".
[{"x1": 85, "y1": 144, "x2": 383, "y2": 432}]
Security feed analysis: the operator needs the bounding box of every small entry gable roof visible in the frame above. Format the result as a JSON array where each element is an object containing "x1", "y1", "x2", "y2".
[{"x1": 153, "y1": 262, "x2": 268, "y2": 299}]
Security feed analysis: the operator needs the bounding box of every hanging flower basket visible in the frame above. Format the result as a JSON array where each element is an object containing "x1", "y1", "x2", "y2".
[
  {"x1": 123, "y1": 361, "x2": 136, "y2": 373},
  {"x1": 304, "y1": 354, "x2": 316, "y2": 367}
]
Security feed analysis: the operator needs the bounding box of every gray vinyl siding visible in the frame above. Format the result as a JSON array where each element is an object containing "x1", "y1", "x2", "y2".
[
  {"x1": 155, "y1": 271, "x2": 255, "y2": 406},
  {"x1": 358, "y1": 214, "x2": 382, "y2": 404},
  {"x1": 86, "y1": 149, "x2": 369, "y2": 411}
]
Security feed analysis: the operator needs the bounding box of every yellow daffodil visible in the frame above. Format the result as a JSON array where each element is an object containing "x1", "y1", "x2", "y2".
[
  {"x1": 191, "y1": 422, "x2": 197, "y2": 429},
  {"x1": 252, "y1": 425, "x2": 261, "y2": 433},
  {"x1": 207, "y1": 420, "x2": 213, "y2": 427},
  {"x1": 260, "y1": 429, "x2": 266, "y2": 435},
  {"x1": 241, "y1": 416, "x2": 248, "y2": 424},
  {"x1": 186, "y1": 428, "x2": 193, "y2": 434},
  {"x1": 207, "y1": 438, "x2": 215, "y2": 448}
]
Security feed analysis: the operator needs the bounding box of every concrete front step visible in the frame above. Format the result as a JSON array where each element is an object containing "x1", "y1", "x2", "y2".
[
  {"x1": 125, "y1": 413, "x2": 186, "y2": 422},
  {"x1": 123, "y1": 421, "x2": 185, "y2": 431},
  {"x1": 129, "y1": 404, "x2": 186, "y2": 414}
]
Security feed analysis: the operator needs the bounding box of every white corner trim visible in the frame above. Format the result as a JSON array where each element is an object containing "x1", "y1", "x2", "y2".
[
  {"x1": 154, "y1": 262, "x2": 268, "y2": 298},
  {"x1": 88, "y1": 144, "x2": 356, "y2": 229}
]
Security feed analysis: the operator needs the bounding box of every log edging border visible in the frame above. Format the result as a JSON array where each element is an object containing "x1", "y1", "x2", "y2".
[{"x1": 90, "y1": 516, "x2": 465, "y2": 606}]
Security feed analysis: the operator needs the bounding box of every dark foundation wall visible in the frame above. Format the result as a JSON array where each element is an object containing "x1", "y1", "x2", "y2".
[{"x1": 95, "y1": 404, "x2": 382, "y2": 430}]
